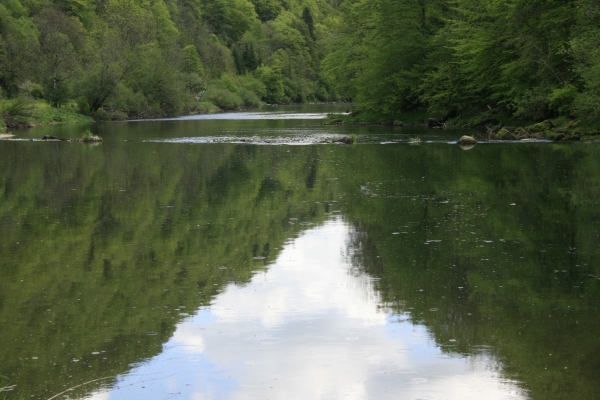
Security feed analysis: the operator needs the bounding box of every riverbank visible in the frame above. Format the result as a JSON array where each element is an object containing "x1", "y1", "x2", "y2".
[
  {"x1": 325, "y1": 111, "x2": 600, "y2": 142},
  {"x1": 0, "y1": 100, "x2": 93, "y2": 130}
]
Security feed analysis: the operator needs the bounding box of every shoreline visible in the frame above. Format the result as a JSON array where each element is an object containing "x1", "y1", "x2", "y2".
[{"x1": 325, "y1": 114, "x2": 600, "y2": 142}]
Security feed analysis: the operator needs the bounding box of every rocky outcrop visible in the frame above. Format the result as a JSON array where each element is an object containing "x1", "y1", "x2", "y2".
[{"x1": 457, "y1": 135, "x2": 478, "y2": 145}]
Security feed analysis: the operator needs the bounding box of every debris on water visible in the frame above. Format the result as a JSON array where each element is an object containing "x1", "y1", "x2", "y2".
[
  {"x1": 253, "y1": 256, "x2": 265, "y2": 260},
  {"x1": 429, "y1": 308, "x2": 439, "y2": 312},
  {"x1": 91, "y1": 352, "x2": 100, "y2": 355},
  {"x1": 392, "y1": 232, "x2": 400, "y2": 235}
]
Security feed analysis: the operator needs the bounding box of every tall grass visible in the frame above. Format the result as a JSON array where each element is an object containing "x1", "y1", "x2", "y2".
[{"x1": 0, "y1": 97, "x2": 35, "y2": 119}]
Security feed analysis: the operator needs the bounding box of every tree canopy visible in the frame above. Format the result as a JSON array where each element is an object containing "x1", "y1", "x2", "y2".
[{"x1": 2, "y1": 0, "x2": 600, "y2": 124}]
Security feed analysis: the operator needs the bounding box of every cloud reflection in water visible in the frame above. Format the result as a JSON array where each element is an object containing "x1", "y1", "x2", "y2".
[{"x1": 90, "y1": 218, "x2": 526, "y2": 400}]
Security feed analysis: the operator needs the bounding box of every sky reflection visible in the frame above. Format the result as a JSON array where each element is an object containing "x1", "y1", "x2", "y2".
[{"x1": 89, "y1": 218, "x2": 526, "y2": 400}]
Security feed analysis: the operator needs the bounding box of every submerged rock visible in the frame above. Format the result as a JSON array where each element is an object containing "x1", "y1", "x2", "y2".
[
  {"x1": 333, "y1": 136, "x2": 354, "y2": 145},
  {"x1": 42, "y1": 135, "x2": 62, "y2": 140},
  {"x1": 72, "y1": 135, "x2": 103, "y2": 143},
  {"x1": 457, "y1": 135, "x2": 478, "y2": 145}
]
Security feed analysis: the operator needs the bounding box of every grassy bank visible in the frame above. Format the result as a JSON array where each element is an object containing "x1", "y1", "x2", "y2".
[{"x1": 0, "y1": 99, "x2": 93, "y2": 129}]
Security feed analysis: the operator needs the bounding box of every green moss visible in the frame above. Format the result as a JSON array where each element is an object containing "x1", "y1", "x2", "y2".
[
  {"x1": 494, "y1": 128, "x2": 514, "y2": 140},
  {"x1": 526, "y1": 120, "x2": 555, "y2": 133}
]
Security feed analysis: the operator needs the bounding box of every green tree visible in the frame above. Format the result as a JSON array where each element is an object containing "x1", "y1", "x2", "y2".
[{"x1": 35, "y1": 6, "x2": 87, "y2": 107}]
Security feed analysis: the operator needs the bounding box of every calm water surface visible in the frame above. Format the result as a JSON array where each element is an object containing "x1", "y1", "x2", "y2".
[{"x1": 1, "y1": 105, "x2": 599, "y2": 400}]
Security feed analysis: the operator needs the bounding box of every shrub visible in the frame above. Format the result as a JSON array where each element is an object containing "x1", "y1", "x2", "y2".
[
  {"x1": 205, "y1": 86, "x2": 244, "y2": 110},
  {"x1": 548, "y1": 85, "x2": 577, "y2": 116},
  {"x1": 0, "y1": 96, "x2": 35, "y2": 118}
]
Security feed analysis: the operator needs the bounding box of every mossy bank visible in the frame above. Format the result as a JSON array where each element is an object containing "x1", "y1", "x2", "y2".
[{"x1": 326, "y1": 112, "x2": 600, "y2": 142}]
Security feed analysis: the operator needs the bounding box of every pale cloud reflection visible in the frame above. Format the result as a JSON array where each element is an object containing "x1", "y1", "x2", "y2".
[
  {"x1": 96, "y1": 218, "x2": 527, "y2": 400},
  {"x1": 211, "y1": 220, "x2": 386, "y2": 329}
]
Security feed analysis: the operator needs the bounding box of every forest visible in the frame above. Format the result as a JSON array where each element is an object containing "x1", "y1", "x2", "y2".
[{"x1": 1, "y1": 0, "x2": 600, "y2": 125}]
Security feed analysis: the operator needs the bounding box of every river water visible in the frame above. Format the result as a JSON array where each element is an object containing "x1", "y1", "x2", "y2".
[{"x1": 0, "y1": 105, "x2": 599, "y2": 400}]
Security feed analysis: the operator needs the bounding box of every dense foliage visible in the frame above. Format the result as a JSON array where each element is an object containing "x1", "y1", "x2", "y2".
[
  {"x1": 0, "y1": 0, "x2": 339, "y2": 118},
  {"x1": 323, "y1": 0, "x2": 600, "y2": 125},
  {"x1": 2, "y1": 0, "x2": 600, "y2": 123}
]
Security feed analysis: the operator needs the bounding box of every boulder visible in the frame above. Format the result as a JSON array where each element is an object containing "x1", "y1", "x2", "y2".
[
  {"x1": 495, "y1": 128, "x2": 514, "y2": 140},
  {"x1": 428, "y1": 117, "x2": 443, "y2": 128},
  {"x1": 457, "y1": 135, "x2": 478, "y2": 145},
  {"x1": 514, "y1": 127, "x2": 528, "y2": 139},
  {"x1": 393, "y1": 120, "x2": 404, "y2": 127},
  {"x1": 526, "y1": 120, "x2": 555, "y2": 133},
  {"x1": 333, "y1": 136, "x2": 354, "y2": 145}
]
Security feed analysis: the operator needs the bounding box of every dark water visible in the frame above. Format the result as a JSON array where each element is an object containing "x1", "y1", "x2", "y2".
[{"x1": 1, "y1": 105, "x2": 599, "y2": 400}]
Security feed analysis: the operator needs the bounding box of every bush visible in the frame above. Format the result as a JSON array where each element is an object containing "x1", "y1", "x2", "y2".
[
  {"x1": 205, "y1": 86, "x2": 244, "y2": 110},
  {"x1": 30, "y1": 83, "x2": 44, "y2": 99},
  {"x1": 92, "y1": 108, "x2": 110, "y2": 120},
  {"x1": 255, "y1": 65, "x2": 284, "y2": 104},
  {"x1": 76, "y1": 96, "x2": 91, "y2": 115},
  {"x1": 0, "y1": 96, "x2": 35, "y2": 118},
  {"x1": 574, "y1": 91, "x2": 600, "y2": 122},
  {"x1": 548, "y1": 85, "x2": 577, "y2": 116},
  {"x1": 109, "y1": 84, "x2": 149, "y2": 117},
  {"x1": 237, "y1": 73, "x2": 266, "y2": 99},
  {"x1": 239, "y1": 87, "x2": 261, "y2": 106}
]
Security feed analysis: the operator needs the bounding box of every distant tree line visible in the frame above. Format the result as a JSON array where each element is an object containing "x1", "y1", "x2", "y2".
[
  {"x1": 0, "y1": 0, "x2": 337, "y2": 118},
  {"x1": 3, "y1": 0, "x2": 600, "y2": 124}
]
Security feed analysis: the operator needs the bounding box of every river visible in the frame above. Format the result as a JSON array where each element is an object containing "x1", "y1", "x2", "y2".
[{"x1": 0, "y1": 104, "x2": 599, "y2": 400}]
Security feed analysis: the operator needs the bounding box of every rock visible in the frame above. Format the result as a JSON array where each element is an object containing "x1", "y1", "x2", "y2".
[
  {"x1": 393, "y1": 120, "x2": 404, "y2": 127},
  {"x1": 565, "y1": 120, "x2": 580, "y2": 129},
  {"x1": 333, "y1": 136, "x2": 354, "y2": 145},
  {"x1": 42, "y1": 135, "x2": 60, "y2": 140},
  {"x1": 457, "y1": 135, "x2": 478, "y2": 145},
  {"x1": 428, "y1": 117, "x2": 445, "y2": 128},
  {"x1": 80, "y1": 135, "x2": 103, "y2": 142},
  {"x1": 514, "y1": 127, "x2": 529, "y2": 139},
  {"x1": 459, "y1": 144, "x2": 476, "y2": 151},
  {"x1": 526, "y1": 120, "x2": 555, "y2": 133},
  {"x1": 495, "y1": 128, "x2": 514, "y2": 140}
]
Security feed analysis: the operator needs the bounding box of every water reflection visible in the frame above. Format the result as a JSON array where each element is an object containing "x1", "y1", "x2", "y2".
[
  {"x1": 2, "y1": 110, "x2": 600, "y2": 400},
  {"x1": 90, "y1": 219, "x2": 525, "y2": 400}
]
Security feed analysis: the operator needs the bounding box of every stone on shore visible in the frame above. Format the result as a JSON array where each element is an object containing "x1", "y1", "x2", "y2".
[{"x1": 457, "y1": 135, "x2": 478, "y2": 145}]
